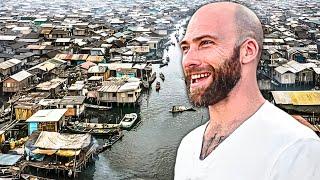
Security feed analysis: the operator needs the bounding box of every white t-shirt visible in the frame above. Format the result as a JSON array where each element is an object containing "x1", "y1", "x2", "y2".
[{"x1": 175, "y1": 101, "x2": 320, "y2": 180}]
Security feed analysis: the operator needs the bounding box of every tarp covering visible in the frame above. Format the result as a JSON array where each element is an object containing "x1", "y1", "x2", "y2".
[
  {"x1": 0, "y1": 154, "x2": 22, "y2": 166},
  {"x1": 56, "y1": 149, "x2": 81, "y2": 157},
  {"x1": 32, "y1": 148, "x2": 81, "y2": 157},
  {"x1": 34, "y1": 131, "x2": 91, "y2": 150},
  {"x1": 32, "y1": 148, "x2": 57, "y2": 155}
]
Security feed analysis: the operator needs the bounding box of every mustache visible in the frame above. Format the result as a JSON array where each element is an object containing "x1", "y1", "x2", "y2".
[{"x1": 184, "y1": 65, "x2": 215, "y2": 79}]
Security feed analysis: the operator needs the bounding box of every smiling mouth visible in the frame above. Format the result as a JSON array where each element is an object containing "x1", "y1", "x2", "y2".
[{"x1": 191, "y1": 72, "x2": 211, "y2": 84}]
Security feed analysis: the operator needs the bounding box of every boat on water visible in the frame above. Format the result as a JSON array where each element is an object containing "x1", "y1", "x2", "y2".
[
  {"x1": 119, "y1": 113, "x2": 138, "y2": 129},
  {"x1": 21, "y1": 174, "x2": 55, "y2": 180},
  {"x1": 169, "y1": 106, "x2": 196, "y2": 113},
  {"x1": 0, "y1": 107, "x2": 11, "y2": 117},
  {"x1": 148, "y1": 72, "x2": 156, "y2": 85},
  {"x1": 103, "y1": 130, "x2": 124, "y2": 148},
  {"x1": 0, "y1": 106, "x2": 11, "y2": 123},
  {"x1": 84, "y1": 103, "x2": 112, "y2": 110},
  {"x1": 159, "y1": 72, "x2": 165, "y2": 81},
  {"x1": 65, "y1": 122, "x2": 121, "y2": 136},
  {"x1": 156, "y1": 81, "x2": 160, "y2": 91},
  {"x1": 160, "y1": 58, "x2": 169, "y2": 68},
  {"x1": 142, "y1": 80, "x2": 150, "y2": 89},
  {"x1": 159, "y1": 62, "x2": 168, "y2": 68}
]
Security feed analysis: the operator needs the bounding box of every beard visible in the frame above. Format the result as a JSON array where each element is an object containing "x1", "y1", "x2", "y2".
[{"x1": 185, "y1": 46, "x2": 241, "y2": 107}]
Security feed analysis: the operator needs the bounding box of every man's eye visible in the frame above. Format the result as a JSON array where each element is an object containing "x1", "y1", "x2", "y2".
[
  {"x1": 181, "y1": 46, "x2": 189, "y2": 53},
  {"x1": 200, "y1": 40, "x2": 213, "y2": 46}
]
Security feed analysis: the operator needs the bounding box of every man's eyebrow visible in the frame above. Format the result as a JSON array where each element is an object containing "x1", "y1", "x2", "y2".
[{"x1": 179, "y1": 34, "x2": 219, "y2": 46}]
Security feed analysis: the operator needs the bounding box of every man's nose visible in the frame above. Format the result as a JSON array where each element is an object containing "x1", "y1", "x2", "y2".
[{"x1": 182, "y1": 48, "x2": 201, "y2": 69}]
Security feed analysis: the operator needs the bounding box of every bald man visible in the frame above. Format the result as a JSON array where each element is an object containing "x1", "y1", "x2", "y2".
[{"x1": 175, "y1": 2, "x2": 320, "y2": 180}]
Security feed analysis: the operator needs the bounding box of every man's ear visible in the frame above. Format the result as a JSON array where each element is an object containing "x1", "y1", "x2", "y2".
[{"x1": 240, "y1": 38, "x2": 259, "y2": 64}]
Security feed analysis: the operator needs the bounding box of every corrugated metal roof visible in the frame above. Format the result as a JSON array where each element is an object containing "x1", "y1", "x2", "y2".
[
  {"x1": 285, "y1": 61, "x2": 308, "y2": 72},
  {"x1": 98, "y1": 81, "x2": 123, "y2": 93},
  {"x1": 9, "y1": 58, "x2": 22, "y2": 64},
  {"x1": 275, "y1": 60, "x2": 316, "y2": 74},
  {"x1": 38, "y1": 99, "x2": 61, "y2": 106},
  {"x1": 10, "y1": 70, "x2": 32, "y2": 82},
  {"x1": 0, "y1": 35, "x2": 16, "y2": 41},
  {"x1": 312, "y1": 67, "x2": 320, "y2": 75},
  {"x1": 71, "y1": 54, "x2": 88, "y2": 61},
  {"x1": 36, "y1": 78, "x2": 67, "y2": 90},
  {"x1": 272, "y1": 91, "x2": 320, "y2": 105},
  {"x1": 68, "y1": 83, "x2": 85, "y2": 90},
  {"x1": 100, "y1": 63, "x2": 133, "y2": 70},
  {"x1": 80, "y1": 61, "x2": 96, "y2": 70},
  {"x1": 98, "y1": 77, "x2": 141, "y2": 93},
  {"x1": 12, "y1": 26, "x2": 30, "y2": 31},
  {"x1": 26, "y1": 109, "x2": 67, "y2": 122},
  {"x1": 274, "y1": 66, "x2": 289, "y2": 74},
  {"x1": 132, "y1": 63, "x2": 147, "y2": 69},
  {"x1": 118, "y1": 81, "x2": 141, "y2": 92},
  {"x1": 59, "y1": 96, "x2": 86, "y2": 105},
  {"x1": 0, "y1": 58, "x2": 22, "y2": 69},
  {"x1": 40, "y1": 29, "x2": 52, "y2": 34},
  {"x1": 104, "y1": 84, "x2": 122, "y2": 92},
  {"x1": 272, "y1": 91, "x2": 294, "y2": 105},
  {"x1": 263, "y1": 38, "x2": 284, "y2": 43},
  {"x1": 55, "y1": 54, "x2": 69, "y2": 60},
  {"x1": 86, "y1": 55, "x2": 104, "y2": 62},
  {"x1": 88, "y1": 76, "x2": 103, "y2": 81},
  {"x1": 0, "y1": 154, "x2": 22, "y2": 166},
  {"x1": 39, "y1": 62, "x2": 55, "y2": 72},
  {"x1": 29, "y1": 58, "x2": 66, "y2": 72},
  {"x1": 27, "y1": 45, "x2": 46, "y2": 50},
  {"x1": 56, "y1": 38, "x2": 71, "y2": 43}
]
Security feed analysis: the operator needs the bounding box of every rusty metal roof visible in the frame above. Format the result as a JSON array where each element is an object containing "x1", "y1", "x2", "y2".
[
  {"x1": 86, "y1": 55, "x2": 104, "y2": 62},
  {"x1": 55, "y1": 54, "x2": 88, "y2": 61}
]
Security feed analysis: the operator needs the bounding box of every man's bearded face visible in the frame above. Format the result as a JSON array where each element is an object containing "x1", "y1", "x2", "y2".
[{"x1": 184, "y1": 46, "x2": 241, "y2": 107}]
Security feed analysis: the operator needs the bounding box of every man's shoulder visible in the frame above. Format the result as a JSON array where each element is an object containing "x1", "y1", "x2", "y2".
[
  {"x1": 269, "y1": 138, "x2": 320, "y2": 180},
  {"x1": 258, "y1": 101, "x2": 318, "y2": 140}
]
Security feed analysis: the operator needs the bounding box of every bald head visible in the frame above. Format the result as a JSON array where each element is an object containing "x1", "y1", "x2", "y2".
[
  {"x1": 181, "y1": 2, "x2": 264, "y2": 108},
  {"x1": 187, "y1": 2, "x2": 264, "y2": 59},
  {"x1": 233, "y1": 3, "x2": 264, "y2": 55}
]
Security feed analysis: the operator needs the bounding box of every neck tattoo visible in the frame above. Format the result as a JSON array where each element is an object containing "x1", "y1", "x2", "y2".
[{"x1": 200, "y1": 133, "x2": 228, "y2": 160}]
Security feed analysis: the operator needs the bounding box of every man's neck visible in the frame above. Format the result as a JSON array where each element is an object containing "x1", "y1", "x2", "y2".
[
  {"x1": 200, "y1": 81, "x2": 265, "y2": 160},
  {"x1": 207, "y1": 81, "x2": 265, "y2": 136}
]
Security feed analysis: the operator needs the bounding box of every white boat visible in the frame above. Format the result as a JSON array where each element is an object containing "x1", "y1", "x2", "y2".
[{"x1": 119, "y1": 113, "x2": 138, "y2": 129}]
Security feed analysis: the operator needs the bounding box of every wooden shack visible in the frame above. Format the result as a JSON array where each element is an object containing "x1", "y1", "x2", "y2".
[
  {"x1": 58, "y1": 96, "x2": 86, "y2": 117},
  {"x1": 14, "y1": 103, "x2": 41, "y2": 121},
  {"x1": 0, "y1": 59, "x2": 22, "y2": 77},
  {"x1": 97, "y1": 77, "x2": 141, "y2": 105},
  {"x1": 23, "y1": 131, "x2": 97, "y2": 178},
  {"x1": 68, "y1": 81, "x2": 85, "y2": 96},
  {"x1": 36, "y1": 78, "x2": 67, "y2": 97},
  {"x1": 25, "y1": 108, "x2": 68, "y2": 135},
  {"x1": 3, "y1": 70, "x2": 33, "y2": 93}
]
